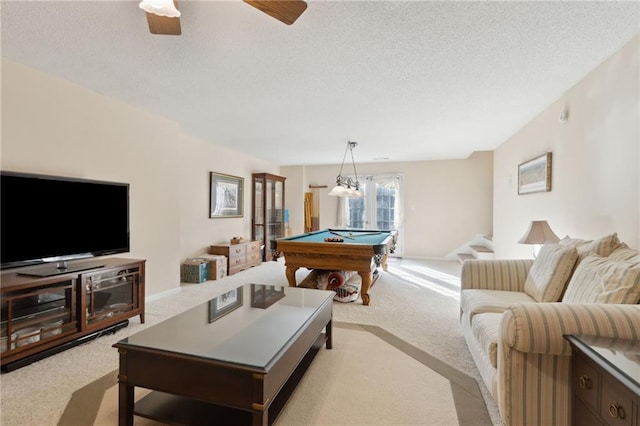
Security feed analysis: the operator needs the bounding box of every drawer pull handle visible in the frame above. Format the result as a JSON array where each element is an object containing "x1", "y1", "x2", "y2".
[
  {"x1": 608, "y1": 402, "x2": 625, "y2": 419},
  {"x1": 578, "y1": 375, "x2": 591, "y2": 389}
]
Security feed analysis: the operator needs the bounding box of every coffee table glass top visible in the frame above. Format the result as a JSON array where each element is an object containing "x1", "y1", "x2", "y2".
[{"x1": 117, "y1": 284, "x2": 332, "y2": 370}]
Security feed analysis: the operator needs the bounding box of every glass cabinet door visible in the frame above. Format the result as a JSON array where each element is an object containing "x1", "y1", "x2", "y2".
[
  {"x1": 266, "y1": 180, "x2": 284, "y2": 243},
  {"x1": 84, "y1": 266, "x2": 140, "y2": 327},
  {"x1": 253, "y1": 178, "x2": 264, "y2": 248},
  {"x1": 1, "y1": 278, "x2": 77, "y2": 354},
  {"x1": 252, "y1": 173, "x2": 286, "y2": 261}
]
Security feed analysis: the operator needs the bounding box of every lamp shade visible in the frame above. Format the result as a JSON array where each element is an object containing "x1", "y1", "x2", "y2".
[
  {"x1": 139, "y1": 0, "x2": 181, "y2": 17},
  {"x1": 518, "y1": 220, "x2": 560, "y2": 244},
  {"x1": 328, "y1": 185, "x2": 349, "y2": 197}
]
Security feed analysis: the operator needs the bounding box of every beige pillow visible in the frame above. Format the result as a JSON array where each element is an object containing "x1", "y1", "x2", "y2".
[
  {"x1": 562, "y1": 255, "x2": 640, "y2": 304},
  {"x1": 560, "y1": 233, "x2": 622, "y2": 264},
  {"x1": 583, "y1": 233, "x2": 621, "y2": 258},
  {"x1": 524, "y1": 243, "x2": 578, "y2": 302},
  {"x1": 559, "y1": 236, "x2": 590, "y2": 248},
  {"x1": 608, "y1": 243, "x2": 640, "y2": 265}
]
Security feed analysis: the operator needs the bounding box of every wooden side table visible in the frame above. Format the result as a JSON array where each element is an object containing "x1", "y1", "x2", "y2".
[{"x1": 566, "y1": 335, "x2": 640, "y2": 426}]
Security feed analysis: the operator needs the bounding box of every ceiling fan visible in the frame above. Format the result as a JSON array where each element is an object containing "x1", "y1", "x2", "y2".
[{"x1": 139, "y1": 0, "x2": 308, "y2": 36}]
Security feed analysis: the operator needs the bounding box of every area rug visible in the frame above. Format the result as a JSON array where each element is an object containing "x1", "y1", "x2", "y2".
[{"x1": 58, "y1": 322, "x2": 492, "y2": 426}]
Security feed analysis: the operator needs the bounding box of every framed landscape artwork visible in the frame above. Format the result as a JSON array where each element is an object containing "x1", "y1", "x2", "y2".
[
  {"x1": 210, "y1": 172, "x2": 244, "y2": 218},
  {"x1": 518, "y1": 152, "x2": 552, "y2": 195}
]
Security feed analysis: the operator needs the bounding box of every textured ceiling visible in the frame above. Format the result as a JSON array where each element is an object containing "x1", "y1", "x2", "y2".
[{"x1": 2, "y1": 1, "x2": 639, "y2": 166}]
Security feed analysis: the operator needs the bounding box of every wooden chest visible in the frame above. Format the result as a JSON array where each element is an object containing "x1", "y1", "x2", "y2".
[{"x1": 209, "y1": 240, "x2": 262, "y2": 276}]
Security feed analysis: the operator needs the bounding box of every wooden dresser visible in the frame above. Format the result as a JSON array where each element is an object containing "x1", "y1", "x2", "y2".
[
  {"x1": 209, "y1": 240, "x2": 262, "y2": 276},
  {"x1": 566, "y1": 335, "x2": 640, "y2": 426}
]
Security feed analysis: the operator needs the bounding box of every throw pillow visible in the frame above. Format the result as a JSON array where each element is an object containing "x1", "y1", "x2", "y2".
[
  {"x1": 582, "y1": 233, "x2": 622, "y2": 259},
  {"x1": 562, "y1": 255, "x2": 640, "y2": 304},
  {"x1": 608, "y1": 243, "x2": 640, "y2": 265},
  {"x1": 559, "y1": 232, "x2": 622, "y2": 264},
  {"x1": 524, "y1": 243, "x2": 578, "y2": 302},
  {"x1": 559, "y1": 236, "x2": 590, "y2": 248}
]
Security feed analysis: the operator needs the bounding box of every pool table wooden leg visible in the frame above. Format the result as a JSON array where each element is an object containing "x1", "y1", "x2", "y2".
[
  {"x1": 285, "y1": 265, "x2": 299, "y2": 287},
  {"x1": 358, "y1": 271, "x2": 372, "y2": 305},
  {"x1": 381, "y1": 253, "x2": 389, "y2": 271}
]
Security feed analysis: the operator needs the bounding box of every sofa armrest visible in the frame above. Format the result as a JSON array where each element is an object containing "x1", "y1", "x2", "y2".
[
  {"x1": 460, "y1": 259, "x2": 533, "y2": 292},
  {"x1": 497, "y1": 303, "x2": 640, "y2": 425},
  {"x1": 501, "y1": 302, "x2": 640, "y2": 356}
]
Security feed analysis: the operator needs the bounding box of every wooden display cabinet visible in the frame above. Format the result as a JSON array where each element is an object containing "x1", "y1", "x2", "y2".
[
  {"x1": 252, "y1": 173, "x2": 286, "y2": 261},
  {"x1": 1, "y1": 258, "x2": 145, "y2": 372}
]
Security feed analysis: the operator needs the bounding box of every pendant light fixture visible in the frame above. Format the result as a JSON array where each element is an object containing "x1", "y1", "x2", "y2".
[
  {"x1": 328, "y1": 141, "x2": 363, "y2": 198},
  {"x1": 139, "y1": 0, "x2": 181, "y2": 17}
]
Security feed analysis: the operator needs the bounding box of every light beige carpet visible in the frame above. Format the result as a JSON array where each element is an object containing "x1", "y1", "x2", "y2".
[{"x1": 60, "y1": 322, "x2": 491, "y2": 426}]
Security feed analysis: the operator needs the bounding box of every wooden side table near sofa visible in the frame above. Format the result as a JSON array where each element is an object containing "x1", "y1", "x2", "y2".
[{"x1": 566, "y1": 335, "x2": 639, "y2": 426}]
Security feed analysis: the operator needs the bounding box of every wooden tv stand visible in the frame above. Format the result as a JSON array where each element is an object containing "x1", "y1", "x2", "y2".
[{"x1": 0, "y1": 258, "x2": 145, "y2": 372}]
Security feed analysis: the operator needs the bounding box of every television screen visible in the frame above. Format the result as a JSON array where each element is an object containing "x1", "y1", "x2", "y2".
[{"x1": 1, "y1": 171, "x2": 130, "y2": 272}]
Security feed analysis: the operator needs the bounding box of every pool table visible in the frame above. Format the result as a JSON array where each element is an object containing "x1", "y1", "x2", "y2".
[{"x1": 270, "y1": 229, "x2": 398, "y2": 305}]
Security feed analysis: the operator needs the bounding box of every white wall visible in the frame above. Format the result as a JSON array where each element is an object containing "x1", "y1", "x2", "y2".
[
  {"x1": 1, "y1": 59, "x2": 279, "y2": 296},
  {"x1": 177, "y1": 136, "x2": 278, "y2": 259},
  {"x1": 4, "y1": 34, "x2": 635, "y2": 286},
  {"x1": 280, "y1": 165, "x2": 306, "y2": 236},
  {"x1": 493, "y1": 35, "x2": 639, "y2": 258},
  {"x1": 283, "y1": 151, "x2": 494, "y2": 258}
]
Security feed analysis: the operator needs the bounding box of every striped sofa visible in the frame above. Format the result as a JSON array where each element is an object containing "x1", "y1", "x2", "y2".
[{"x1": 460, "y1": 234, "x2": 640, "y2": 426}]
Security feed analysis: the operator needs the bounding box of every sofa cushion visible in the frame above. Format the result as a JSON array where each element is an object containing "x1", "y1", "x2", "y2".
[
  {"x1": 562, "y1": 255, "x2": 640, "y2": 304},
  {"x1": 460, "y1": 289, "x2": 536, "y2": 323},
  {"x1": 559, "y1": 236, "x2": 589, "y2": 247},
  {"x1": 608, "y1": 243, "x2": 640, "y2": 265},
  {"x1": 583, "y1": 233, "x2": 621, "y2": 258},
  {"x1": 560, "y1": 233, "x2": 622, "y2": 263},
  {"x1": 524, "y1": 244, "x2": 578, "y2": 302},
  {"x1": 471, "y1": 312, "x2": 502, "y2": 368}
]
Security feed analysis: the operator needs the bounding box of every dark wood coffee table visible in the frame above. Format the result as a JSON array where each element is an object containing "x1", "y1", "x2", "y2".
[{"x1": 113, "y1": 283, "x2": 333, "y2": 426}]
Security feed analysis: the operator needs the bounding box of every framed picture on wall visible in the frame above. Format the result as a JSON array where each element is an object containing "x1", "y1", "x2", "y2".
[
  {"x1": 518, "y1": 153, "x2": 552, "y2": 195},
  {"x1": 210, "y1": 172, "x2": 244, "y2": 218}
]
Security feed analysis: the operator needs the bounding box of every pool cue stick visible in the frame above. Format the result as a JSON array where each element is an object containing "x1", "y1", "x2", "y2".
[
  {"x1": 350, "y1": 232, "x2": 383, "y2": 238},
  {"x1": 330, "y1": 231, "x2": 355, "y2": 240}
]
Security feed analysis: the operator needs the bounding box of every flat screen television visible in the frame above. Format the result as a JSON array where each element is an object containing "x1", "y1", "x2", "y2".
[{"x1": 1, "y1": 171, "x2": 130, "y2": 276}]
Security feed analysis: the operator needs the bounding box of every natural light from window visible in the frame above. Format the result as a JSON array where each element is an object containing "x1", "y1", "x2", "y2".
[{"x1": 387, "y1": 261, "x2": 461, "y2": 300}]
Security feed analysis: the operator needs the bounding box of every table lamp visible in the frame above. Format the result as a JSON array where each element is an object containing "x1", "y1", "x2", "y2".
[{"x1": 518, "y1": 220, "x2": 560, "y2": 257}]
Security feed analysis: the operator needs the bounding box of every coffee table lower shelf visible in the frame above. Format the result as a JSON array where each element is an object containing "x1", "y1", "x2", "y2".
[{"x1": 133, "y1": 333, "x2": 327, "y2": 426}]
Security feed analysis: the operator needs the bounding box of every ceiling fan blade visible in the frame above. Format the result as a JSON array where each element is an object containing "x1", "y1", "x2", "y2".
[
  {"x1": 145, "y1": 0, "x2": 182, "y2": 35},
  {"x1": 243, "y1": 0, "x2": 308, "y2": 25}
]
